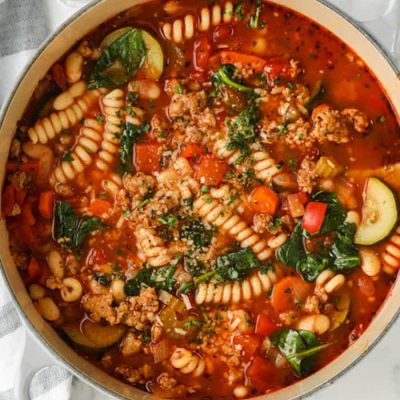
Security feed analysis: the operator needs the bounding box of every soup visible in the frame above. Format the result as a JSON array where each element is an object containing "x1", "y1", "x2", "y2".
[{"x1": 3, "y1": 0, "x2": 400, "y2": 398}]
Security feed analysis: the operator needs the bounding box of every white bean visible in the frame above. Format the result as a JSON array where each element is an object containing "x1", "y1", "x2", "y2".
[
  {"x1": 324, "y1": 274, "x2": 346, "y2": 294},
  {"x1": 345, "y1": 210, "x2": 360, "y2": 227},
  {"x1": 233, "y1": 385, "x2": 249, "y2": 398},
  {"x1": 296, "y1": 314, "x2": 330, "y2": 335},
  {"x1": 29, "y1": 284, "x2": 46, "y2": 300},
  {"x1": 360, "y1": 248, "x2": 381, "y2": 277},
  {"x1": 46, "y1": 250, "x2": 65, "y2": 279},
  {"x1": 36, "y1": 297, "x2": 60, "y2": 321},
  {"x1": 61, "y1": 277, "x2": 83, "y2": 302},
  {"x1": 65, "y1": 52, "x2": 84, "y2": 84},
  {"x1": 111, "y1": 279, "x2": 126, "y2": 303},
  {"x1": 128, "y1": 79, "x2": 161, "y2": 100}
]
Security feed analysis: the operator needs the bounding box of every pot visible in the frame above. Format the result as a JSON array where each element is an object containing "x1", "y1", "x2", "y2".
[{"x1": 0, "y1": 1, "x2": 399, "y2": 399}]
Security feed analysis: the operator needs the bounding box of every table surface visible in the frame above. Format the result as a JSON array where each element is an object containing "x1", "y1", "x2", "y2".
[{"x1": 9, "y1": 0, "x2": 400, "y2": 399}]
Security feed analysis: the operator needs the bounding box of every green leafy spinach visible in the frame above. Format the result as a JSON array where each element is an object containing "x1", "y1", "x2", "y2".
[
  {"x1": 54, "y1": 201, "x2": 103, "y2": 248},
  {"x1": 88, "y1": 28, "x2": 146, "y2": 89}
]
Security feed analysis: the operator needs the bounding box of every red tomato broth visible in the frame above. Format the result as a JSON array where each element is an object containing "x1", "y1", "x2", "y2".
[{"x1": 3, "y1": 0, "x2": 400, "y2": 399}]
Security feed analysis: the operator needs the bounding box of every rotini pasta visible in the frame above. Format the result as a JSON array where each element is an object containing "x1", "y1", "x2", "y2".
[
  {"x1": 381, "y1": 226, "x2": 400, "y2": 275},
  {"x1": 52, "y1": 118, "x2": 103, "y2": 185},
  {"x1": 53, "y1": 81, "x2": 87, "y2": 111},
  {"x1": 161, "y1": 1, "x2": 233, "y2": 43},
  {"x1": 214, "y1": 139, "x2": 280, "y2": 183},
  {"x1": 101, "y1": 174, "x2": 123, "y2": 198},
  {"x1": 136, "y1": 226, "x2": 172, "y2": 267},
  {"x1": 170, "y1": 348, "x2": 205, "y2": 377},
  {"x1": 195, "y1": 270, "x2": 278, "y2": 305},
  {"x1": 193, "y1": 195, "x2": 272, "y2": 261},
  {"x1": 28, "y1": 88, "x2": 106, "y2": 144},
  {"x1": 95, "y1": 89, "x2": 126, "y2": 171}
]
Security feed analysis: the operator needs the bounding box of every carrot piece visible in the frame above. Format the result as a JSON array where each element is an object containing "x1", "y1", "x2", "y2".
[
  {"x1": 6, "y1": 160, "x2": 39, "y2": 174},
  {"x1": 27, "y1": 257, "x2": 42, "y2": 281},
  {"x1": 38, "y1": 191, "x2": 54, "y2": 219},
  {"x1": 254, "y1": 314, "x2": 279, "y2": 336},
  {"x1": 246, "y1": 356, "x2": 276, "y2": 390},
  {"x1": 89, "y1": 199, "x2": 112, "y2": 217},
  {"x1": 2, "y1": 184, "x2": 16, "y2": 216},
  {"x1": 134, "y1": 142, "x2": 162, "y2": 174},
  {"x1": 21, "y1": 202, "x2": 36, "y2": 226},
  {"x1": 249, "y1": 186, "x2": 279, "y2": 214},
  {"x1": 180, "y1": 143, "x2": 203, "y2": 159},
  {"x1": 195, "y1": 155, "x2": 228, "y2": 186},
  {"x1": 271, "y1": 276, "x2": 312, "y2": 313},
  {"x1": 220, "y1": 51, "x2": 267, "y2": 73}
]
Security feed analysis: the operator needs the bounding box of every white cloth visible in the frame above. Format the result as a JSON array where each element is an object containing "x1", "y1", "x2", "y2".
[{"x1": 0, "y1": 1, "x2": 399, "y2": 400}]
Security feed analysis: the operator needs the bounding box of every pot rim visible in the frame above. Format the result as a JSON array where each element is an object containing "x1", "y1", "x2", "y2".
[{"x1": 0, "y1": 1, "x2": 399, "y2": 399}]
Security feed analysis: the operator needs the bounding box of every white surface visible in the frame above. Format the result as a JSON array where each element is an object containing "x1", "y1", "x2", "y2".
[{"x1": 3, "y1": 0, "x2": 400, "y2": 399}]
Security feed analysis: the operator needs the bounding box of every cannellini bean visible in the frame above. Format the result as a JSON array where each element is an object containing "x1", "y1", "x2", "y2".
[
  {"x1": 233, "y1": 385, "x2": 249, "y2": 398},
  {"x1": 163, "y1": 0, "x2": 182, "y2": 14},
  {"x1": 360, "y1": 248, "x2": 381, "y2": 277},
  {"x1": 111, "y1": 279, "x2": 127, "y2": 303},
  {"x1": 345, "y1": 210, "x2": 360, "y2": 226},
  {"x1": 296, "y1": 314, "x2": 330, "y2": 335},
  {"x1": 36, "y1": 297, "x2": 60, "y2": 321},
  {"x1": 128, "y1": 79, "x2": 161, "y2": 100},
  {"x1": 65, "y1": 52, "x2": 84, "y2": 84},
  {"x1": 61, "y1": 277, "x2": 83, "y2": 302},
  {"x1": 29, "y1": 284, "x2": 46, "y2": 300},
  {"x1": 22, "y1": 142, "x2": 54, "y2": 185},
  {"x1": 251, "y1": 37, "x2": 268, "y2": 55},
  {"x1": 324, "y1": 274, "x2": 346, "y2": 294},
  {"x1": 316, "y1": 270, "x2": 335, "y2": 286},
  {"x1": 46, "y1": 250, "x2": 65, "y2": 279}
]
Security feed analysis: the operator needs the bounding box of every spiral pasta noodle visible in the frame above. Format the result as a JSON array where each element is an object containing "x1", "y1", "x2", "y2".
[
  {"x1": 95, "y1": 89, "x2": 125, "y2": 171},
  {"x1": 381, "y1": 226, "x2": 400, "y2": 275},
  {"x1": 209, "y1": 185, "x2": 247, "y2": 214},
  {"x1": 170, "y1": 348, "x2": 205, "y2": 377},
  {"x1": 193, "y1": 195, "x2": 272, "y2": 261},
  {"x1": 214, "y1": 139, "x2": 280, "y2": 183},
  {"x1": 195, "y1": 270, "x2": 278, "y2": 305},
  {"x1": 136, "y1": 226, "x2": 172, "y2": 267},
  {"x1": 28, "y1": 88, "x2": 106, "y2": 144},
  {"x1": 161, "y1": 1, "x2": 234, "y2": 43},
  {"x1": 52, "y1": 118, "x2": 103, "y2": 185},
  {"x1": 101, "y1": 174, "x2": 123, "y2": 198}
]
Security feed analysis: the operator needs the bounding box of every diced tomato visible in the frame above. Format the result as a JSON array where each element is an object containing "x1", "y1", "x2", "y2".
[
  {"x1": 213, "y1": 25, "x2": 234, "y2": 43},
  {"x1": 38, "y1": 191, "x2": 54, "y2": 219},
  {"x1": 286, "y1": 193, "x2": 305, "y2": 218},
  {"x1": 21, "y1": 202, "x2": 36, "y2": 226},
  {"x1": 249, "y1": 186, "x2": 279, "y2": 215},
  {"x1": 180, "y1": 143, "x2": 203, "y2": 159},
  {"x1": 15, "y1": 190, "x2": 27, "y2": 206},
  {"x1": 263, "y1": 56, "x2": 296, "y2": 86},
  {"x1": 2, "y1": 184, "x2": 16, "y2": 217},
  {"x1": 302, "y1": 202, "x2": 327, "y2": 234},
  {"x1": 220, "y1": 51, "x2": 267, "y2": 73},
  {"x1": 255, "y1": 314, "x2": 279, "y2": 336},
  {"x1": 6, "y1": 160, "x2": 39, "y2": 174},
  {"x1": 89, "y1": 199, "x2": 112, "y2": 217},
  {"x1": 51, "y1": 63, "x2": 68, "y2": 90},
  {"x1": 271, "y1": 276, "x2": 312, "y2": 313},
  {"x1": 193, "y1": 36, "x2": 212, "y2": 72},
  {"x1": 196, "y1": 155, "x2": 228, "y2": 186},
  {"x1": 27, "y1": 257, "x2": 42, "y2": 281},
  {"x1": 86, "y1": 247, "x2": 107, "y2": 266},
  {"x1": 246, "y1": 356, "x2": 276, "y2": 390},
  {"x1": 233, "y1": 334, "x2": 260, "y2": 359},
  {"x1": 134, "y1": 142, "x2": 162, "y2": 174}
]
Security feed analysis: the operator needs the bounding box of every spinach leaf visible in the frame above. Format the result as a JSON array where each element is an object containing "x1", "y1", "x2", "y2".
[
  {"x1": 276, "y1": 223, "x2": 305, "y2": 268},
  {"x1": 296, "y1": 254, "x2": 330, "y2": 282},
  {"x1": 312, "y1": 191, "x2": 346, "y2": 235},
  {"x1": 89, "y1": 28, "x2": 146, "y2": 89},
  {"x1": 214, "y1": 248, "x2": 260, "y2": 282},
  {"x1": 271, "y1": 329, "x2": 331, "y2": 376},
  {"x1": 330, "y1": 223, "x2": 360, "y2": 271},
  {"x1": 118, "y1": 122, "x2": 150, "y2": 174},
  {"x1": 124, "y1": 265, "x2": 177, "y2": 296},
  {"x1": 248, "y1": 0, "x2": 264, "y2": 29},
  {"x1": 306, "y1": 80, "x2": 325, "y2": 111},
  {"x1": 54, "y1": 201, "x2": 103, "y2": 248},
  {"x1": 212, "y1": 64, "x2": 252, "y2": 92},
  {"x1": 180, "y1": 218, "x2": 216, "y2": 249}
]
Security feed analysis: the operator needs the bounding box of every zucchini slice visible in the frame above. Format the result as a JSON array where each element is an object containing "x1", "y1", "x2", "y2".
[
  {"x1": 355, "y1": 177, "x2": 398, "y2": 245},
  {"x1": 62, "y1": 322, "x2": 126, "y2": 352},
  {"x1": 327, "y1": 288, "x2": 351, "y2": 331},
  {"x1": 100, "y1": 27, "x2": 164, "y2": 80}
]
